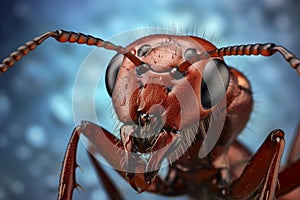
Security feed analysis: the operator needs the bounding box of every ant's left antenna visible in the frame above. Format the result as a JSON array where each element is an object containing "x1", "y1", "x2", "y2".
[{"x1": 0, "y1": 30, "x2": 143, "y2": 75}]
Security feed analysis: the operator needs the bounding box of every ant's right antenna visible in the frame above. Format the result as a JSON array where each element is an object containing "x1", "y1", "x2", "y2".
[
  {"x1": 208, "y1": 43, "x2": 300, "y2": 75},
  {"x1": 177, "y1": 43, "x2": 300, "y2": 75},
  {"x1": 0, "y1": 30, "x2": 143, "y2": 75}
]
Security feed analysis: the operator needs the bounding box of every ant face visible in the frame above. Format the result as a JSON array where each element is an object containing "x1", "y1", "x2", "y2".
[{"x1": 107, "y1": 34, "x2": 230, "y2": 131}]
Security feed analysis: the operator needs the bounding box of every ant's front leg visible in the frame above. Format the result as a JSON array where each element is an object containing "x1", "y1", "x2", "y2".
[
  {"x1": 219, "y1": 129, "x2": 285, "y2": 200},
  {"x1": 57, "y1": 125, "x2": 80, "y2": 200},
  {"x1": 56, "y1": 121, "x2": 129, "y2": 200},
  {"x1": 57, "y1": 121, "x2": 153, "y2": 200}
]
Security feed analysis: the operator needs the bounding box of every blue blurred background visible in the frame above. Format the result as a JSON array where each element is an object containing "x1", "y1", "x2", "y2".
[{"x1": 0, "y1": 0, "x2": 300, "y2": 199}]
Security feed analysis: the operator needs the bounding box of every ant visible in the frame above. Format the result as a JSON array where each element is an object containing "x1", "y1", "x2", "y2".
[{"x1": 1, "y1": 29, "x2": 300, "y2": 199}]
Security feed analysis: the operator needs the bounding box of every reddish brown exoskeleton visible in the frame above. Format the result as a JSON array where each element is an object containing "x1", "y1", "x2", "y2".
[{"x1": 1, "y1": 30, "x2": 300, "y2": 200}]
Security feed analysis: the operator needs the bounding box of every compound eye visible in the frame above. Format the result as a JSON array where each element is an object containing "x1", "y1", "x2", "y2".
[
  {"x1": 201, "y1": 59, "x2": 230, "y2": 109},
  {"x1": 105, "y1": 54, "x2": 124, "y2": 96},
  {"x1": 137, "y1": 44, "x2": 151, "y2": 57}
]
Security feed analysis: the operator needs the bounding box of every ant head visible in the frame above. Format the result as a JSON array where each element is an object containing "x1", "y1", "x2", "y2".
[{"x1": 105, "y1": 34, "x2": 230, "y2": 129}]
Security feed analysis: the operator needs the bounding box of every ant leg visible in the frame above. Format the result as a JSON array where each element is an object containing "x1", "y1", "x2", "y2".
[
  {"x1": 57, "y1": 121, "x2": 127, "y2": 200},
  {"x1": 275, "y1": 123, "x2": 300, "y2": 199},
  {"x1": 222, "y1": 130, "x2": 285, "y2": 200},
  {"x1": 79, "y1": 121, "x2": 151, "y2": 192},
  {"x1": 57, "y1": 126, "x2": 81, "y2": 200}
]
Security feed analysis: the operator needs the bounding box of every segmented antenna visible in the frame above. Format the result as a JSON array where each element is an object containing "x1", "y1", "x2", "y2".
[
  {"x1": 177, "y1": 43, "x2": 300, "y2": 75},
  {"x1": 0, "y1": 30, "x2": 142, "y2": 75}
]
